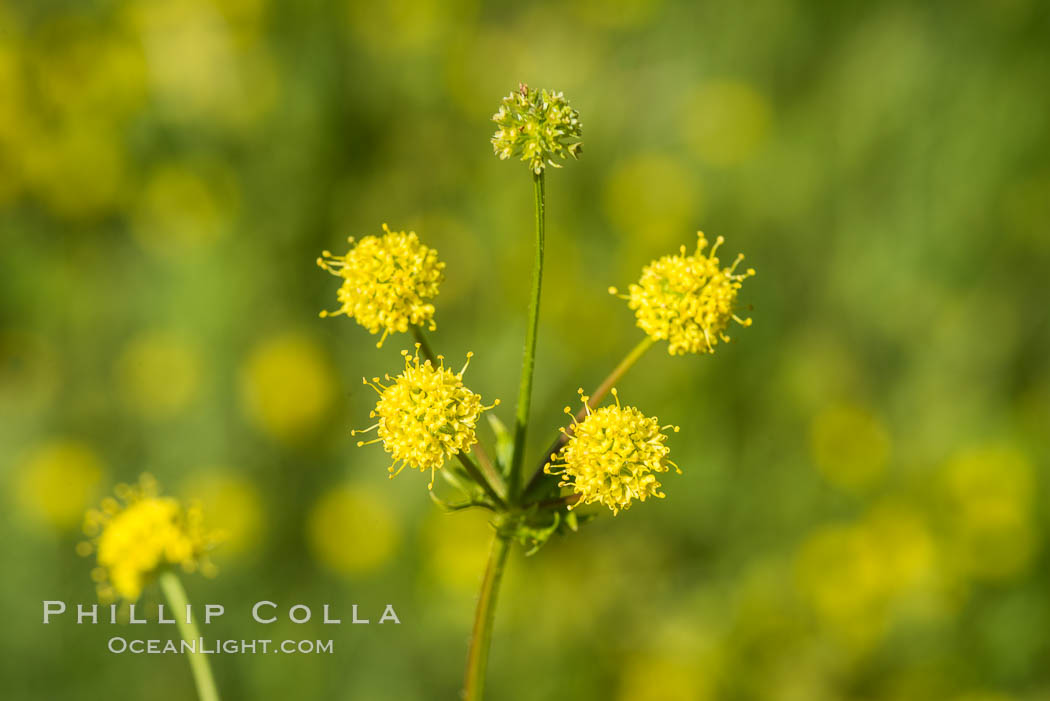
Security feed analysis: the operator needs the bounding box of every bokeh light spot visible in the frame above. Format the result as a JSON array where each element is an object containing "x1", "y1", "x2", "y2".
[
  {"x1": 15, "y1": 440, "x2": 105, "y2": 532},
  {"x1": 681, "y1": 80, "x2": 771, "y2": 167},
  {"x1": 115, "y1": 329, "x2": 202, "y2": 420},
  {"x1": 810, "y1": 403, "x2": 890, "y2": 491},
  {"x1": 307, "y1": 484, "x2": 399, "y2": 576},
  {"x1": 239, "y1": 333, "x2": 336, "y2": 442}
]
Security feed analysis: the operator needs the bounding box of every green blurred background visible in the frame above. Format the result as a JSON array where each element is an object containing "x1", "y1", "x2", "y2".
[{"x1": 2, "y1": 0, "x2": 1049, "y2": 699}]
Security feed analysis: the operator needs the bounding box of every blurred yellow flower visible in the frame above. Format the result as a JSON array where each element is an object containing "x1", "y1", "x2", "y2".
[
  {"x1": 618, "y1": 654, "x2": 714, "y2": 701},
  {"x1": 132, "y1": 161, "x2": 238, "y2": 258},
  {"x1": 306, "y1": 484, "x2": 399, "y2": 576},
  {"x1": 348, "y1": 0, "x2": 476, "y2": 52},
  {"x1": 115, "y1": 330, "x2": 201, "y2": 420},
  {"x1": 0, "y1": 42, "x2": 26, "y2": 205},
  {"x1": 2, "y1": 19, "x2": 146, "y2": 218},
  {"x1": 863, "y1": 502, "x2": 938, "y2": 593},
  {"x1": 546, "y1": 388, "x2": 679, "y2": 514},
  {"x1": 422, "y1": 508, "x2": 491, "y2": 592},
  {"x1": 795, "y1": 523, "x2": 888, "y2": 647},
  {"x1": 29, "y1": 22, "x2": 147, "y2": 120},
  {"x1": 239, "y1": 333, "x2": 335, "y2": 442},
  {"x1": 939, "y1": 446, "x2": 1036, "y2": 580},
  {"x1": 181, "y1": 470, "x2": 263, "y2": 558},
  {"x1": 356, "y1": 346, "x2": 497, "y2": 486},
  {"x1": 611, "y1": 232, "x2": 754, "y2": 355},
  {"x1": 603, "y1": 154, "x2": 699, "y2": 244},
  {"x1": 22, "y1": 120, "x2": 127, "y2": 219},
  {"x1": 15, "y1": 440, "x2": 104, "y2": 531},
  {"x1": 80, "y1": 474, "x2": 221, "y2": 602},
  {"x1": 127, "y1": 0, "x2": 278, "y2": 125},
  {"x1": 681, "y1": 80, "x2": 771, "y2": 166},
  {"x1": 809, "y1": 404, "x2": 890, "y2": 491},
  {"x1": 795, "y1": 503, "x2": 939, "y2": 649},
  {"x1": 318, "y1": 224, "x2": 445, "y2": 348}
]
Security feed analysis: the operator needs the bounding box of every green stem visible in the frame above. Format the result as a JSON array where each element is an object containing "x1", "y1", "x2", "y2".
[
  {"x1": 410, "y1": 325, "x2": 437, "y2": 364},
  {"x1": 158, "y1": 571, "x2": 221, "y2": 701},
  {"x1": 463, "y1": 533, "x2": 512, "y2": 701},
  {"x1": 523, "y1": 335, "x2": 655, "y2": 498},
  {"x1": 508, "y1": 172, "x2": 546, "y2": 499},
  {"x1": 457, "y1": 453, "x2": 507, "y2": 508}
]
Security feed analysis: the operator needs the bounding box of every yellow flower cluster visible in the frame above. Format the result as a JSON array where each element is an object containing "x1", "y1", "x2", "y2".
[
  {"x1": 355, "y1": 346, "x2": 498, "y2": 487},
  {"x1": 79, "y1": 474, "x2": 220, "y2": 602},
  {"x1": 546, "y1": 389, "x2": 679, "y2": 514},
  {"x1": 491, "y1": 84, "x2": 583, "y2": 174},
  {"x1": 317, "y1": 224, "x2": 444, "y2": 347},
  {"x1": 612, "y1": 233, "x2": 755, "y2": 355}
]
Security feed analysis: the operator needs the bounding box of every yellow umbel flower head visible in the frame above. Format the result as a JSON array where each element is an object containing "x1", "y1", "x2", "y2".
[
  {"x1": 611, "y1": 232, "x2": 755, "y2": 355},
  {"x1": 492, "y1": 84, "x2": 583, "y2": 174},
  {"x1": 546, "y1": 389, "x2": 680, "y2": 515},
  {"x1": 354, "y1": 345, "x2": 499, "y2": 487},
  {"x1": 317, "y1": 224, "x2": 445, "y2": 347},
  {"x1": 79, "y1": 474, "x2": 221, "y2": 602}
]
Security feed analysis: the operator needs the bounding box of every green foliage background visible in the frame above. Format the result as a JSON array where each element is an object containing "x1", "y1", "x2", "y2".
[{"x1": 2, "y1": 0, "x2": 1049, "y2": 699}]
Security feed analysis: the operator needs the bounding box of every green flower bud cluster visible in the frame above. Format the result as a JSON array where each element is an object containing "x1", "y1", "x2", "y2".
[{"x1": 491, "y1": 84, "x2": 583, "y2": 175}]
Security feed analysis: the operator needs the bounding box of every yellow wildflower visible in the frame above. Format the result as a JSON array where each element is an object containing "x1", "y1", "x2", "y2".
[
  {"x1": 16, "y1": 439, "x2": 104, "y2": 531},
  {"x1": 611, "y1": 232, "x2": 755, "y2": 355},
  {"x1": 79, "y1": 474, "x2": 221, "y2": 602},
  {"x1": 307, "y1": 484, "x2": 399, "y2": 576},
  {"x1": 545, "y1": 389, "x2": 679, "y2": 514},
  {"x1": 354, "y1": 345, "x2": 498, "y2": 486},
  {"x1": 317, "y1": 224, "x2": 444, "y2": 347}
]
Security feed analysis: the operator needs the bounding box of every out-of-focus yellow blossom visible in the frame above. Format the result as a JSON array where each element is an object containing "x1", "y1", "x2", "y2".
[
  {"x1": 21, "y1": 120, "x2": 127, "y2": 219},
  {"x1": 491, "y1": 84, "x2": 582, "y2": 174},
  {"x1": 15, "y1": 440, "x2": 104, "y2": 531},
  {"x1": 603, "y1": 154, "x2": 699, "y2": 244},
  {"x1": 317, "y1": 224, "x2": 445, "y2": 348},
  {"x1": 618, "y1": 654, "x2": 713, "y2": 701},
  {"x1": 28, "y1": 22, "x2": 147, "y2": 121},
  {"x1": 796, "y1": 523, "x2": 889, "y2": 647},
  {"x1": 611, "y1": 233, "x2": 754, "y2": 355},
  {"x1": 939, "y1": 446, "x2": 1036, "y2": 580},
  {"x1": 355, "y1": 345, "x2": 498, "y2": 487},
  {"x1": 422, "y1": 508, "x2": 491, "y2": 592},
  {"x1": 348, "y1": 0, "x2": 476, "y2": 52},
  {"x1": 126, "y1": 0, "x2": 278, "y2": 126},
  {"x1": 307, "y1": 484, "x2": 398, "y2": 576},
  {"x1": 132, "y1": 161, "x2": 238, "y2": 258},
  {"x1": 681, "y1": 80, "x2": 771, "y2": 166},
  {"x1": 239, "y1": 333, "x2": 335, "y2": 442},
  {"x1": 862, "y1": 502, "x2": 938, "y2": 594},
  {"x1": 1, "y1": 19, "x2": 145, "y2": 218},
  {"x1": 80, "y1": 474, "x2": 221, "y2": 602},
  {"x1": 546, "y1": 388, "x2": 679, "y2": 514},
  {"x1": 115, "y1": 330, "x2": 202, "y2": 419},
  {"x1": 795, "y1": 504, "x2": 939, "y2": 649},
  {"x1": 809, "y1": 403, "x2": 890, "y2": 490},
  {"x1": 181, "y1": 470, "x2": 263, "y2": 558},
  {"x1": 0, "y1": 42, "x2": 26, "y2": 205}
]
